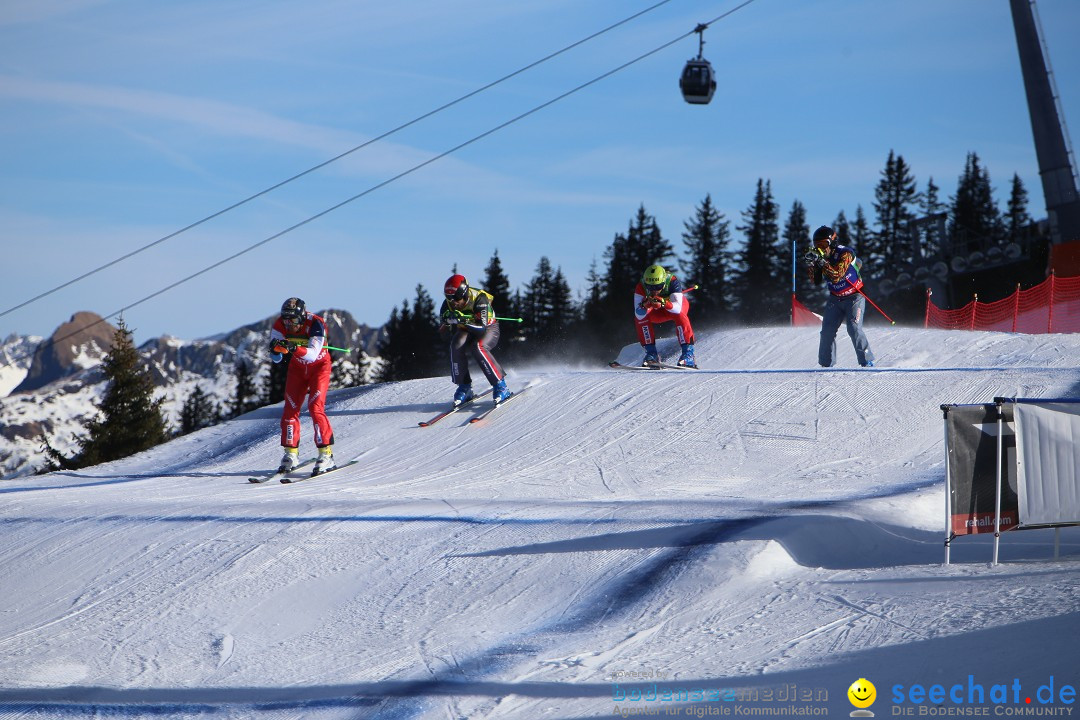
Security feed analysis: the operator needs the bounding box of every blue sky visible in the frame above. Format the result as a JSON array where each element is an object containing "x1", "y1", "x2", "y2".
[{"x1": 2, "y1": 0, "x2": 1079, "y2": 345}]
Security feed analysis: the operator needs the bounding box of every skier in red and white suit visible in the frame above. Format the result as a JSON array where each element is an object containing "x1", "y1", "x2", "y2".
[
  {"x1": 634, "y1": 264, "x2": 697, "y2": 367},
  {"x1": 269, "y1": 297, "x2": 335, "y2": 475}
]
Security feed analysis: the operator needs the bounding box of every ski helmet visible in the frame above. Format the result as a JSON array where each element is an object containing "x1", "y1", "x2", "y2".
[
  {"x1": 642, "y1": 264, "x2": 669, "y2": 293},
  {"x1": 444, "y1": 274, "x2": 469, "y2": 302},
  {"x1": 812, "y1": 225, "x2": 836, "y2": 249},
  {"x1": 281, "y1": 297, "x2": 306, "y2": 324}
]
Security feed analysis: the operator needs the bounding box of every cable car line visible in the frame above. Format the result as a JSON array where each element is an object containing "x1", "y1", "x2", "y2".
[
  {"x1": 6, "y1": 0, "x2": 761, "y2": 363},
  {"x1": 0, "y1": 0, "x2": 675, "y2": 322}
]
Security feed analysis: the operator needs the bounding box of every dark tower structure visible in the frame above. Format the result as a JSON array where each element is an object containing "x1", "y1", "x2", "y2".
[{"x1": 1009, "y1": 0, "x2": 1080, "y2": 249}]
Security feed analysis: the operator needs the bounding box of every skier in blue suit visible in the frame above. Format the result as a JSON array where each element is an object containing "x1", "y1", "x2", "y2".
[{"x1": 806, "y1": 225, "x2": 876, "y2": 368}]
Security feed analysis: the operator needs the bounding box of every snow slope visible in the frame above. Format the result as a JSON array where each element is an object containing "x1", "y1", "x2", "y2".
[{"x1": 1, "y1": 327, "x2": 1078, "y2": 719}]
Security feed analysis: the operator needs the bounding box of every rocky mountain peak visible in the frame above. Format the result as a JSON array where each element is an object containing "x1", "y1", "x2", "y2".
[{"x1": 12, "y1": 312, "x2": 116, "y2": 394}]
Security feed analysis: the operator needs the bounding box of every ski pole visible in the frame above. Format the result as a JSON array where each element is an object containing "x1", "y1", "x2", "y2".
[
  {"x1": 495, "y1": 316, "x2": 524, "y2": 323},
  {"x1": 858, "y1": 288, "x2": 896, "y2": 325},
  {"x1": 284, "y1": 340, "x2": 351, "y2": 352}
]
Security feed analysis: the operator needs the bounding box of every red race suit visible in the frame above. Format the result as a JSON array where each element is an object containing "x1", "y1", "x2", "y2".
[
  {"x1": 633, "y1": 275, "x2": 695, "y2": 348},
  {"x1": 270, "y1": 313, "x2": 333, "y2": 449}
]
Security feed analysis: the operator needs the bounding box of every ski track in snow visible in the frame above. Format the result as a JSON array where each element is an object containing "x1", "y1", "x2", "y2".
[{"x1": 0, "y1": 328, "x2": 1079, "y2": 719}]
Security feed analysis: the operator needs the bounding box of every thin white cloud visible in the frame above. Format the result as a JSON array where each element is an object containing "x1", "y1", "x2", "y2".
[
  {"x1": 0, "y1": 74, "x2": 357, "y2": 154},
  {"x1": 0, "y1": 72, "x2": 506, "y2": 190},
  {"x1": 0, "y1": 0, "x2": 108, "y2": 27}
]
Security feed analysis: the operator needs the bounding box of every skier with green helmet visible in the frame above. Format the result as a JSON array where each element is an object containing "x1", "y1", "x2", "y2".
[{"x1": 634, "y1": 264, "x2": 697, "y2": 367}]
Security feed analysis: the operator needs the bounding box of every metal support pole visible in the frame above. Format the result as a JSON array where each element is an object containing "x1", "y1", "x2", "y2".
[
  {"x1": 943, "y1": 411, "x2": 953, "y2": 565},
  {"x1": 993, "y1": 401, "x2": 1004, "y2": 566}
]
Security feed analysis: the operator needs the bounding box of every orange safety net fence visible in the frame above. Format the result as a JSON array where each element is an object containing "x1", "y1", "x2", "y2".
[{"x1": 924, "y1": 272, "x2": 1080, "y2": 333}]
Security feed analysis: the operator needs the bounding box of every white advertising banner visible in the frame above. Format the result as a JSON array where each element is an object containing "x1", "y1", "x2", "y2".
[{"x1": 1014, "y1": 402, "x2": 1080, "y2": 526}]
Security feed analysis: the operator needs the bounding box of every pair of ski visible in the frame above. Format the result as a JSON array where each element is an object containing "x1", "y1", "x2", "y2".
[
  {"x1": 418, "y1": 387, "x2": 525, "y2": 427},
  {"x1": 247, "y1": 452, "x2": 368, "y2": 484},
  {"x1": 608, "y1": 360, "x2": 699, "y2": 371}
]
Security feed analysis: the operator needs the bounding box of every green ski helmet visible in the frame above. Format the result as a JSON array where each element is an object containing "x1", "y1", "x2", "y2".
[{"x1": 642, "y1": 264, "x2": 670, "y2": 294}]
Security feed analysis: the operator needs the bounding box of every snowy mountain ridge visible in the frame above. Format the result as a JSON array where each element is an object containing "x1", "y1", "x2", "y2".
[{"x1": 0, "y1": 326, "x2": 1078, "y2": 719}]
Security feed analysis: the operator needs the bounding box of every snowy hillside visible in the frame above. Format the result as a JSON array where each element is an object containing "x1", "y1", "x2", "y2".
[{"x1": 1, "y1": 327, "x2": 1078, "y2": 719}]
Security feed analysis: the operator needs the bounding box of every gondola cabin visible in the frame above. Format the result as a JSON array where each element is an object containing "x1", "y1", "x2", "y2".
[{"x1": 680, "y1": 58, "x2": 716, "y2": 104}]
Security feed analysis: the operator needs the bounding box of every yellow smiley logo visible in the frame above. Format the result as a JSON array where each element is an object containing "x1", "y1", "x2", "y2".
[{"x1": 848, "y1": 678, "x2": 876, "y2": 709}]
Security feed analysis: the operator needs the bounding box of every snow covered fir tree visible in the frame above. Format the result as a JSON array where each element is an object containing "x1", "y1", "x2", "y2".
[{"x1": 40, "y1": 318, "x2": 169, "y2": 471}]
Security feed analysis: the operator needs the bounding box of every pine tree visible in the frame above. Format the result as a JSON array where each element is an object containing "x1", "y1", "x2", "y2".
[
  {"x1": 263, "y1": 355, "x2": 288, "y2": 406},
  {"x1": 410, "y1": 284, "x2": 443, "y2": 377},
  {"x1": 375, "y1": 302, "x2": 412, "y2": 383},
  {"x1": 949, "y1": 152, "x2": 1004, "y2": 253},
  {"x1": 228, "y1": 357, "x2": 260, "y2": 418},
  {"x1": 549, "y1": 267, "x2": 577, "y2": 342},
  {"x1": 375, "y1": 285, "x2": 443, "y2": 382},
  {"x1": 731, "y1": 179, "x2": 785, "y2": 323},
  {"x1": 483, "y1": 250, "x2": 519, "y2": 353},
  {"x1": 522, "y1": 257, "x2": 556, "y2": 347},
  {"x1": 575, "y1": 258, "x2": 609, "y2": 358},
  {"x1": 330, "y1": 353, "x2": 351, "y2": 389},
  {"x1": 920, "y1": 177, "x2": 945, "y2": 215},
  {"x1": 870, "y1": 150, "x2": 920, "y2": 273},
  {"x1": 1006, "y1": 173, "x2": 1033, "y2": 244},
  {"x1": 593, "y1": 205, "x2": 675, "y2": 351},
  {"x1": 352, "y1": 352, "x2": 374, "y2": 386},
  {"x1": 179, "y1": 384, "x2": 220, "y2": 435},
  {"x1": 785, "y1": 200, "x2": 820, "y2": 310},
  {"x1": 916, "y1": 177, "x2": 946, "y2": 258},
  {"x1": 833, "y1": 210, "x2": 851, "y2": 246},
  {"x1": 522, "y1": 257, "x2": 577, "y2": 350},
  {"x1": 581, "y1": 258, "x2": 604, "y2": 326},
  {"x1": 483, "y1": 250, "x2": 511, "y2": 304},
  {"x1": 41, "y1": 318, "x2": 169, "y2": 470},
  {"x1": 603, "y1": 205, "x2": 674, "y2": 292},
  {"x1": 680, "y1": 194, "x2": 732, "y2": 325},
  {"x1": 852, "y1": 205, "x2": 872, "y2": 253}
]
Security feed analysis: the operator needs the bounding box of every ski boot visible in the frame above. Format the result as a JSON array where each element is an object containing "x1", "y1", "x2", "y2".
[
  {"x1": 677, "y1": 343, "x2": 697, "y2": 368},
  {"x1": 277, "y1": 447, "x2": 300, "y2": 475},
  {"x1": 453, "y1": 383, "x2": 474, "y2": 406},
  {"x1": 312, "y1": 446, "x2": 336, "y2": 476},
  {"x1": 641, "y1": 343, "x2": 660, "y2": 367},
  {"x1": 492, "y1": 378, "x2": 512, "y2": 404}
]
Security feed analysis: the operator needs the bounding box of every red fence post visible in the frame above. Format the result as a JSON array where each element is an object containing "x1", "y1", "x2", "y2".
[
  {"x1": 970, "y1": 294, "x2": 978, "y2": 331},
  {"x1": 924, "y1": 288, "x2": 932, "y2": 328},
  {"x1": 1048, "y1": 271, "x2": 1056, "y2": 333},
  {"x1": 1012, "y1": 284, "x2": 1020, "y2": 332}
]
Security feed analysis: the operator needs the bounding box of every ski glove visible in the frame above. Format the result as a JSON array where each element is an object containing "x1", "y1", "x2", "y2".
[
  {"x1": 271, "y1": 341, "x2": 292, "y2": 355},
  {"x1": 803, "y1": 248, "x2": 826, "y2": 269}
]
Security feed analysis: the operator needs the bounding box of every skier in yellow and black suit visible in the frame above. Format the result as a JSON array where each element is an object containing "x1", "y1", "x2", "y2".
[{"x1": 438, "y1": 274, "x2": 512, "y2": 406}]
